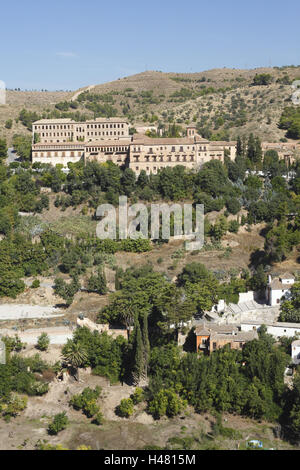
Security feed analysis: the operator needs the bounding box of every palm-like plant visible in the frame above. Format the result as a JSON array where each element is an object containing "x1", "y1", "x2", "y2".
[{"x1": 62, "y1": 340, "x2": 88, "y2": 377}]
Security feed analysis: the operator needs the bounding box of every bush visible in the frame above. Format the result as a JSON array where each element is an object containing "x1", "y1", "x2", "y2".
[
  {"x1": 36, "y1": 333, "x2": 50, "y2": 352},
  {"x1": 1, "y1": 394, "x2": 27, "y2": 421},
  {"x1": 228, "y1": 220, "x2": 239, "y2": 233},
  {"x1": 31, "y1": 279, "x2": 40, "y2": 289},
  {"x1": 148, "y1": 389, "x2": 187, "y2": 419},
  {"x1": 116, "y1": 398, "x2": 134, "y2": 418},
  {"x1": 131, "y1": 387, "x2": 145, "y2": 405},
  {"x1": 92, "y1": 412, "x2": 104, "y2": 426},
  {"x1": 5, "y1": 119, "x2": 13, "y2": 129},
  {"x1": 47, "y1": 412, "x2": 69, "y2": 435},
  {"x1": 70, "y1": 386, "x2": 101, "y2": 418},
  {"x1": 225, "y1": 198, "x2": 241, "y2": 215}
]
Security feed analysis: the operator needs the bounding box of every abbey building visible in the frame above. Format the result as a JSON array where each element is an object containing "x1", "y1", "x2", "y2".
[{"x1": 31, "y1": 117, "x2": 237, "y2": 174}]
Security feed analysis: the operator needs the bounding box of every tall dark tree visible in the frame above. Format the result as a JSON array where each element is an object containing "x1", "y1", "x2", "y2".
[
  {"x1": 132, "y1": 315, "x2": 145, "y2": 385},
  {"x1": 236, "y1": 136, "x2": 243, "y2": 157},
  {"x1": 142, "y1": 311, "x2": 150, "y2": 379}
]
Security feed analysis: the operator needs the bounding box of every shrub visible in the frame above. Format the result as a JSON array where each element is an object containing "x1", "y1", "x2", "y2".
[
  {"x1": 36, "y1": 333, "x2": 50, "y2": 351},
  {"x1": 131, "y1": 387, "x2": 145, "y2": 405},
  {"x1": 228, "y1": 220, "x2": 239, "y2": 233},
  {"x1": 47, "y1": 412, "x2": 69, "y2": 435},
  {"x1": 31, "y1": 279, "x2": 40, "y2": 289},
  {"x1": 117, "y1": 398, "x2": 134, "y2": 418},
  {"x1": 3, "y1": 335, "x2": 25, "y2": 353},
  {"x1": 5, "y1": 119, "x2": 13, "y2": 129},
  {"x1": 92, "y1": 412, "x2": 104, "y2": 426},
  {"x1": 148, "y1": 389, "x2": 187, "y2": 419},
  {"x1": 70, "y1": 386, "x2": 101, "y2": 418},
  {"x1": 2, "y1": 394, "x2": 27, "y2": 421}
]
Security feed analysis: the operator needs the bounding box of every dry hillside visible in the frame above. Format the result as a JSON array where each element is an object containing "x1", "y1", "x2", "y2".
[{"x1": 1, "y1": 66, "x2": 300, "y2": 144}]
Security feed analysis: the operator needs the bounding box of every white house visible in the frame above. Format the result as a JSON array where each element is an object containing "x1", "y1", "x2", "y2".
[
  {"x1": 292, "y1": 340, "x2": 300, "y2": 365},
  {"x1": 266, "y1": 272, "x2": 295, "y2": 306},
  {"x1": 241, "y1": 321, "x2": 300, "y2": 339}
]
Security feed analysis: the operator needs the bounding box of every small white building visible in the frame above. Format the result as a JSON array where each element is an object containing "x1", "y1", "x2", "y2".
[
  {"x1": 292, "y1": 340, "x2": 300, "y2": 365},
  {"x1": 266, "y1": 272, "x2": 295, "y2": 306}
]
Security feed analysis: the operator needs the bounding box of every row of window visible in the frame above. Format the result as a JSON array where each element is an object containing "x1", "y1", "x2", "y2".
[
  {"x1": 41, "y1": 132, "x2": 72, "y2": 137},
  {"x1": 87, "y1": 123, "x2": 125, "y2": 129},
  {"x1": 132, "y1": 146, "x2": 210, "y2": 153},
  {"x1": 140, "y1": 155, "x2": 195, "y2": 163},
  {"x1": 87, "y1": 131, "x2": 125, "y2": 137},
  {"x1": 34, "y1": 123, "x2": 126, "y2": 131},
  {"x1": 87, "y1": 146, "x2": 129, "y2": 153},
  {"x1": 34, "y1": 151, "x2": 82, "y2": 157}
]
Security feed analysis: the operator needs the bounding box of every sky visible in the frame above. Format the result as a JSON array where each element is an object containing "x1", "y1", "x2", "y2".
[{"x1": 1, "y1": 0, "x2": 300, "y2": 91}]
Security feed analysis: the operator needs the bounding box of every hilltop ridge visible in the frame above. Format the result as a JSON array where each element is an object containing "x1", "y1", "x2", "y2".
[{"x1": 1, "y1": 65, "x2": 300, "y2": 144}]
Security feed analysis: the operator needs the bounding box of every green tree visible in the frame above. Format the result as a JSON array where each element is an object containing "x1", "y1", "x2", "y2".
[
  {"x1": 155, "y1": 285, "x2": 195, "y2": 339},
  {"x1": 0, "y1": 139, "x2": 7, "y2": 160},
  {"x1": 62, "y1": 340, "x2": 88, "y2": 377},
  {"x1": 279, "y1": 282, "x2": 300, "y2": 323},
  {"x1": 131, "y1": 315, "x2": 145, "y2": 385},
  {"x1": 87, "y1": 268, "x2": 107, "y2": 295}
]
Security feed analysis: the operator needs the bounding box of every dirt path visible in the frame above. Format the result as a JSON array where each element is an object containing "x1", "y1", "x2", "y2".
[
  {"x1": 0, "y1": 304, "x2": 63, "y2": 321},
  {"x1": 0, "y1": 326, "x2": 74, "y2": 345},
  {"x1": 71, "y1": 85, "x2": 95, "y2": 102}
]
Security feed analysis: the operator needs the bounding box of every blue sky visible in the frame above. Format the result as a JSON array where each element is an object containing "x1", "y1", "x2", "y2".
[{"x1": 1, "y1": 0, "x2": 300, "y2": 90}]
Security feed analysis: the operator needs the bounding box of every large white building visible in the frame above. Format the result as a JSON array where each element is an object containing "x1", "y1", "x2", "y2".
[{"x1": 31, "y1": 118, "x2": 237, "y2": 174}]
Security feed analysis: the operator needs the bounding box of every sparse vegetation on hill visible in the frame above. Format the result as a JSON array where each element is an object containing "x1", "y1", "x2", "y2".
[{"x1": 2, "y1": 66, "x2": 300, "y2": 143}]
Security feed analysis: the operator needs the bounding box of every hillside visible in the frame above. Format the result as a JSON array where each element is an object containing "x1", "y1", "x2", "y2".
[
  {"x1": 0, "y1": 90, "x2": 72, "y2": 144},
  {"x1": 1, "y1": 66, "x2": 300, "y2": 144}
]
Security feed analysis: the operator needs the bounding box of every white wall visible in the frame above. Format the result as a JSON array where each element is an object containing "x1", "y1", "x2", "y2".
[
  {"x1": 292, "y1": 344, "x2": 300, "y2": 364},
  {"x1": 281, "y1": 278, "x2": 295, "y2": 285},
  {"x1": 270, "y1": 288, "x2": 289, "y2": 306},
  {"x1": 32, "y1": 155, "x2": 82, "y2": 167},
  {"x1": 241, "y1": 323, "x2": 300, "y2": 339},
  {"x1": 239, "y1": 291, "x2": 254, "y2": 303}
]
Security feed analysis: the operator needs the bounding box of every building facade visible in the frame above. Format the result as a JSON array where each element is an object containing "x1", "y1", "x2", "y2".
[
  {"x1": 31, "y1": 118, "x2": 237, "y2": 173},
  {"x1": 31, "y1": 117, "x2": 299, "y2": 174},
  {"x1": 241, "y1": 321, "x2": 300, "y2": 339},
  {"x1": 32, "y1": 117, "x2": 130, "y2": 144},
  {"x1": 266, "y1": 272, "x2": 295, "y2": 307},
  {"x1": 292, "y1": 340, "x2": 300, "y2": 365},
  {"x1": 195, "y1": 323, "x2": 258, "y2": 354}
]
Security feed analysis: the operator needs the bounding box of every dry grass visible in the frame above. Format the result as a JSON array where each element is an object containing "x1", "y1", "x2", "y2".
[{"x1": 2, "y1": 66, "x2": 300, "y2": 144}]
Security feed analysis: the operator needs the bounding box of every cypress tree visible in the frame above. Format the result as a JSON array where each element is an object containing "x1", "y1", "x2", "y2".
[
  {"x1": 142, "y1": 311, "x2": 150, "y2": 379},
  {"x1": 132, "y1": 315, "x2": 144, "y2": 385},
  {"x1": 236, "y1": 136, "x2": 243, "y2": 157},
  {"x1": 247, "y1": 133, "x2": 256, "y2": 163},
  {"x1": 254, "y1": 137, "x2": 263, "y2": 167}
]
